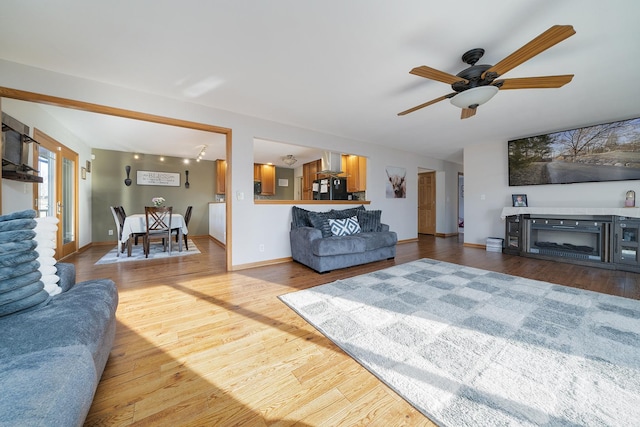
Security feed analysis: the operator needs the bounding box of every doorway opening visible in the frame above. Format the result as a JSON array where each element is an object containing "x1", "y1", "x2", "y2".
[
  {"x1": 0, "y1": 87, "x2": 233, "y2": 270},
  {"x1": 34, "y1": 129, "x2": 79, "y2": 258}
]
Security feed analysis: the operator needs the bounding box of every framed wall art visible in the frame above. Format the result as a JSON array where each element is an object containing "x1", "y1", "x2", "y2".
[
  {"x1": 512, "y1": 194, "x2": 528, "y2": 207},
  {"x1": 136, "y1": 170, "x2": 180, "y2": 187},
  {"x1": 385, "y1": 166, "x2": 406, "y2": 198}
]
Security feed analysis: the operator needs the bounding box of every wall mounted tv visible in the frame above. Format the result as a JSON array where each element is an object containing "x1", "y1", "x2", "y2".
[
  {"x1": 508, "y1": 117, "x2": 640, "y2": 186},
  {"x1": 2, "y1": 112, "x2": 31, "y2": 167}
]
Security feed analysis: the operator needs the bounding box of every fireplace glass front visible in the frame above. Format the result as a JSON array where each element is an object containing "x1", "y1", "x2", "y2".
[{"x1": 524, "y1": 217, "x2": 611, "y2": 262}]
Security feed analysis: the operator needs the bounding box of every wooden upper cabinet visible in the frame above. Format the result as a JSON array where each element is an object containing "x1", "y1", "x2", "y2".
[
  {"x1": 215, "y1": 159, "x2": 226, "y2": 194},
  {"x1": 254, "y1": 163, "x2": 276, "y2": 196},
  {"x1": 302, "y1": 159, "x2": 321, "y2": 200},
  {"x1": 260, "y1": 164, "x2": 276, "y2": 195},
  {"x1": 340, "y1": 155, "x2": 348, "y2": 177},
  {"x1": 346, "y1": 155, "x2": 367, "y2": 192}
]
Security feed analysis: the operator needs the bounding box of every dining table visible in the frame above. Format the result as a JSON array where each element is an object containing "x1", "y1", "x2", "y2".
[{"x1": 120, "y1": 213, "x2": 188, "y2": 256}]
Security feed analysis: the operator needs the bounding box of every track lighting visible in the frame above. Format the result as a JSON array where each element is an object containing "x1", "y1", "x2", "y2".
[{"x1": 196, "y1": 145, "x2": 207, "y2": 162}]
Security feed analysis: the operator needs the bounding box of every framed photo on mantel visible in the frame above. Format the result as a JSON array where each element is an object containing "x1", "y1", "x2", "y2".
[{"x1": 512, "y1": 194, "x2": 528, "y2": 207}]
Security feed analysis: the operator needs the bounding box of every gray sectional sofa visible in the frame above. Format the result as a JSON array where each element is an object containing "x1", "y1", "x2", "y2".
[
  {"x1": 0, "y1": 263, "x2": 118, "y2": 427},
  {"x1": 0, "y1": 210, "x2": 118, "y2": 427},
  {"x1": 290, "y1": 206, "x2": 397, "y2": 273}
]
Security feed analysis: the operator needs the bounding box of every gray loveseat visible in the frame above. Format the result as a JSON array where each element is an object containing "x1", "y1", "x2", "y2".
[
  {"x1": 0, "y1": 210, "x2": 118, "y2": 427},
  {"x1": 290, "y1": 206, "x2": 397, "y2": 273}
]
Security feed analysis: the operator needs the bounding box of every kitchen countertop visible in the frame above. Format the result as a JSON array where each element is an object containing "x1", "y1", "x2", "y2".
[{"x1": 254, "y1": 200, "x2": 370, "y2": 205}]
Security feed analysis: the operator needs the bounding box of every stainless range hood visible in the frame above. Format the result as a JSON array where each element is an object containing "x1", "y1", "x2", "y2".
[{"x1": 319, "y1": 151, "x2": 343, "y2": 175}]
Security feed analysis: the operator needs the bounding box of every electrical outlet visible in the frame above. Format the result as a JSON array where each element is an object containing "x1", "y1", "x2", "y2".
[
  {"x1": 108, "y1": 229, "x2": 114, "y2": 236},
  {"x1": 259, "y1": 244, "x2": 265, "y2": 252}
]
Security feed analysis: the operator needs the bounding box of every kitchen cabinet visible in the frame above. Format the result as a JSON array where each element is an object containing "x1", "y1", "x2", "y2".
[
  {"x1": 260, "y1": 164, "x2": 275, "y2": 195},
  {"x1": 503, "y1": 215, "x2": 522, "y2": 255},
  {"x1": 345, "y1": 155, "x2": 367, "y2": 192},
  {"x1": 254, "y1": 163, "x2": 276, "y2": 196},
  {"x1": 341, "y1": 155, "x2": 348, "y2": 177},
  {"x1": 302, "y1": 159, "x2": 321, "y2": 200},
  {"x1": 613, "y1": 216, "x2": 640, "y2": 268},
  {"x1": 215, "y1": 159, "x2": 226, "y2": 194}
]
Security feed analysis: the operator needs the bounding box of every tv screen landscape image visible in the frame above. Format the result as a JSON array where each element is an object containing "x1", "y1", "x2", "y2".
[{"x1": 508, "y1": 117, "x2": 640, "y2": 186}]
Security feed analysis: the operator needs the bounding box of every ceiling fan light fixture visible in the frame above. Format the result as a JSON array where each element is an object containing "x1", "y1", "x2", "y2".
[{"x1": 450, "y1": 86, "x2": 499, "y2": 109}]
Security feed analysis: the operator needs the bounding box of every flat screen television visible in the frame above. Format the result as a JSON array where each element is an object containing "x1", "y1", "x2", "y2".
[
  {"x1": 508, "y1": 117, "x2": 640, "y2": 186},
  {"x1": 2, "y1": 113, "x2": 30, "y2": 167},
  {"x1": 2, "y1": 126, "x2": 25, "y2": 166}
]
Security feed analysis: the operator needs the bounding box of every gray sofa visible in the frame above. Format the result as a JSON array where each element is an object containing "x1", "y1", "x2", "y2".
[
  {"x1": 290, "y1": 206, "x2": 397, "y2": 273},
  {"x1": 0, "y1": 210, "x2": 118, "y2": 427},
  {"x1": 0, "y1": 263, "x2": 118, "y2": 427}
]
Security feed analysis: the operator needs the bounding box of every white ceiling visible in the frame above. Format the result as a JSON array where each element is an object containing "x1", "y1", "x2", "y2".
[{"x1": 1, "y1": 0, "x2": 640, "y2": 165}]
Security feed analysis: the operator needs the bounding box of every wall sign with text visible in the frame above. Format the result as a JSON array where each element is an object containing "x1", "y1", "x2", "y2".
[{"x1": 136, "y1": 170, "x2": 181, "y2": 187}]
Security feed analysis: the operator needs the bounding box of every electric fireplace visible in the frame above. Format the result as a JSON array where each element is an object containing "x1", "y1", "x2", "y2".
[{"x1": 523, "y1": 216, "x2": 611, "y2": 263}]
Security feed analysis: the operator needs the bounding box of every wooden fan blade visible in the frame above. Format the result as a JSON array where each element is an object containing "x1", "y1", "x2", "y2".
[
  {"x1": 497, "y1": 74, "x2": 574, "y2": 90},
  {"x1": 397, "y1": 94, "x2": 453, "y2": 116},
  {"x1": 483, "y1": 25, "x2": 575, "y2": 78},
  {"x1": 410, "y1": 66, "x2": 469, "y2": 85},
  {"x1": 461, "y1": 108, "x2": 477, "y2": 119}
]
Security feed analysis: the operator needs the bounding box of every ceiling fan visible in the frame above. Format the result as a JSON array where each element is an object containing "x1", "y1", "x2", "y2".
[{"x1": 398, "y1": 25, "x2": 576, "y2": 119}]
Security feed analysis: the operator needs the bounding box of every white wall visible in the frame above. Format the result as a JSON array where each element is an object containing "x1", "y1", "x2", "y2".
[
  {"x1": 0, "y1": 59, "x2": 462, "y2": 268},
  {"x1": 464, "y1": 140, "x2": 639, "y2": 245}
]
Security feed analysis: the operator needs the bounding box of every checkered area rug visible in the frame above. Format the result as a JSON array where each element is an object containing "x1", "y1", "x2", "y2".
[
  {"x1": 280, "y1": 258, "x2": 640, "y2": 426},
  {"x1": 95, "y1": 240, "x2": 200, "y2": 265}
]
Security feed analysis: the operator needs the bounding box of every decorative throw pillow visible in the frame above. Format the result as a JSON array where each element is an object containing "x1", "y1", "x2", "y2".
[
  {"x1": 291, "y1": 206, "x2": 312, "y2": 229},
  {"x1": 0, "y1": 210, "x2": 50, "y2": 317},
  {"x1": 0, "y1": 281, "x2": 49, "y2": 317},
  {"x1": 307, "y1": 211, "x2": 333, "y2": 237},
  {"x1": 0, "y1": 209, "x2": 37, "y2": 222},
  {"x1": 0, "y1": 270, "x2": 42, "y2": 294},
  {"x1": 328, "y1": 205, "x2": 366, "y2": 220},
  {"x1": 0, "y1": 218, "x2": 36, "y2": 232},
  {"x1": 0, "y1": 229, "x2": 36, "y2": 243},
  {"x1": 0, "y1": 239, "x2": 37, "y2": 255},
  {"x1": 357, "y1": 210, "x2": 382, "y2": 232},
  {"x1": 0, "y1": 259, "x2": 40, "y2": 282},
  {"x1": 34, "y1": 217, "x2": 61, "y2": 296},
  {"x1": 328, "y1": 216, "x2": 361, "y2": 236},
  {"x1": 0, "y1": 250, "x2": 39, "y2": 267}
]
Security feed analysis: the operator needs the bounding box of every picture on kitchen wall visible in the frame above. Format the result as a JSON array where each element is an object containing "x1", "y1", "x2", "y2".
[{"x1": 385, "y1": 166, "x2": 406, "y2": 198}]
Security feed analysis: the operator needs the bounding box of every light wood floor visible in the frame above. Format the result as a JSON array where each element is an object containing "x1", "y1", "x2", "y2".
[{"x1": 68, "y1": 235, "x2": 640, "y2": 426}]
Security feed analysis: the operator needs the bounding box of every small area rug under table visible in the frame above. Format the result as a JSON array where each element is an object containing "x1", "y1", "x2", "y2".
[
  {"x1": 279, "y1": 258, "x2": 640, "y2": 426},
  {"x1": 95, "y1": 240, "x2": 200, "y2": 265}
]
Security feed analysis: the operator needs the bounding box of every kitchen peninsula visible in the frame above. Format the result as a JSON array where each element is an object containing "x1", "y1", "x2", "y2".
[{"x1": 209, "y1": 202, "x2": 226, "y2": 245}]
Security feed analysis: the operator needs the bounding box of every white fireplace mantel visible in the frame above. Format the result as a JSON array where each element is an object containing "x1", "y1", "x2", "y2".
[{"x1": 500, "y1": 206, "x2": 640, "y2": 220}]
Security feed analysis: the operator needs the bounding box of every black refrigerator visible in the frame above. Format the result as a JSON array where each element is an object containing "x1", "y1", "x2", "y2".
[{"x1": 313, "y1": 177, "x2": 348, "y2": 200}]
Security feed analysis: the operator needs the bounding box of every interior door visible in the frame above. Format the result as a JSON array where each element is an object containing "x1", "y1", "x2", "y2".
[
  {"x1": 33, "y1": 129, "x2": 78, "y2": 258},
  {"x1": 458, "y1": 172, "x2": 464, "y2": 232},
  {"x1": 418, "y1": 171, "x2": 436, "y2": 235}
]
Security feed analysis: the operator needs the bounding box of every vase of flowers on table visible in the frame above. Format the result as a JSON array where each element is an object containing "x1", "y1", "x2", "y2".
[{"x1": 151, "y1": 197, "x2": 166, "y2": 207}]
